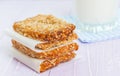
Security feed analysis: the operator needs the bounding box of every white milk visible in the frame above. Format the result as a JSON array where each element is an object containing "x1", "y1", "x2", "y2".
[{"x1": 75, "y1": 0, "x2": 118, "y2": 24}]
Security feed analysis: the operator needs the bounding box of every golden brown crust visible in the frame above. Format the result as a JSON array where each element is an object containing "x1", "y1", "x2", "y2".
[
  {"x1": 40, "y1": 52, "x2": 75, "y2": 72},
  {"x1": 35, "y1": 33, "x2": 78, "y2": 50},
  {"x1": 13, "y1": 14, "x2": 75, "y2": 42},
  {"x1": 12, "y1": 40, "x2": 78, "y2": 60}
]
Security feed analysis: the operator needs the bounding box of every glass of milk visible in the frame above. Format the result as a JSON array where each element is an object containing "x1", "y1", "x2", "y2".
[{"x1": 75, "y1": 0, "x2": 119, "y2": 32}]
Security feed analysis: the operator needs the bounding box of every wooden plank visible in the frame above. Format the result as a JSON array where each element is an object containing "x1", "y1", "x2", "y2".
[{"x1": 49, "y1": 63, "x2": 74, "y2": 76}]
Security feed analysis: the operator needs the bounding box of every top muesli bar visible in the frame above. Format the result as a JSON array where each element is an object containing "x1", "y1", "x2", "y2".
[{"x1": 13, "y1": 14, "x2": 75, "y2": 42}]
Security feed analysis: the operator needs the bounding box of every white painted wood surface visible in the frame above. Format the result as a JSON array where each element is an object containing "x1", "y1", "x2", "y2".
[{"x1": 0, "y1": 1, "x2": 120, "y2": 76}]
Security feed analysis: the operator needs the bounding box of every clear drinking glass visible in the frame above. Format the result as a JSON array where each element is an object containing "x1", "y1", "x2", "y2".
[{"x1": 75, "y1": 0, "x2": 119, "y2": 33}]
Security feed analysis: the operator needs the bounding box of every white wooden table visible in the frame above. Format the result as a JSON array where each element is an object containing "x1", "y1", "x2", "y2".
[{"x1": 0, "y1": 1, "x2": 120, "y2": 76}]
